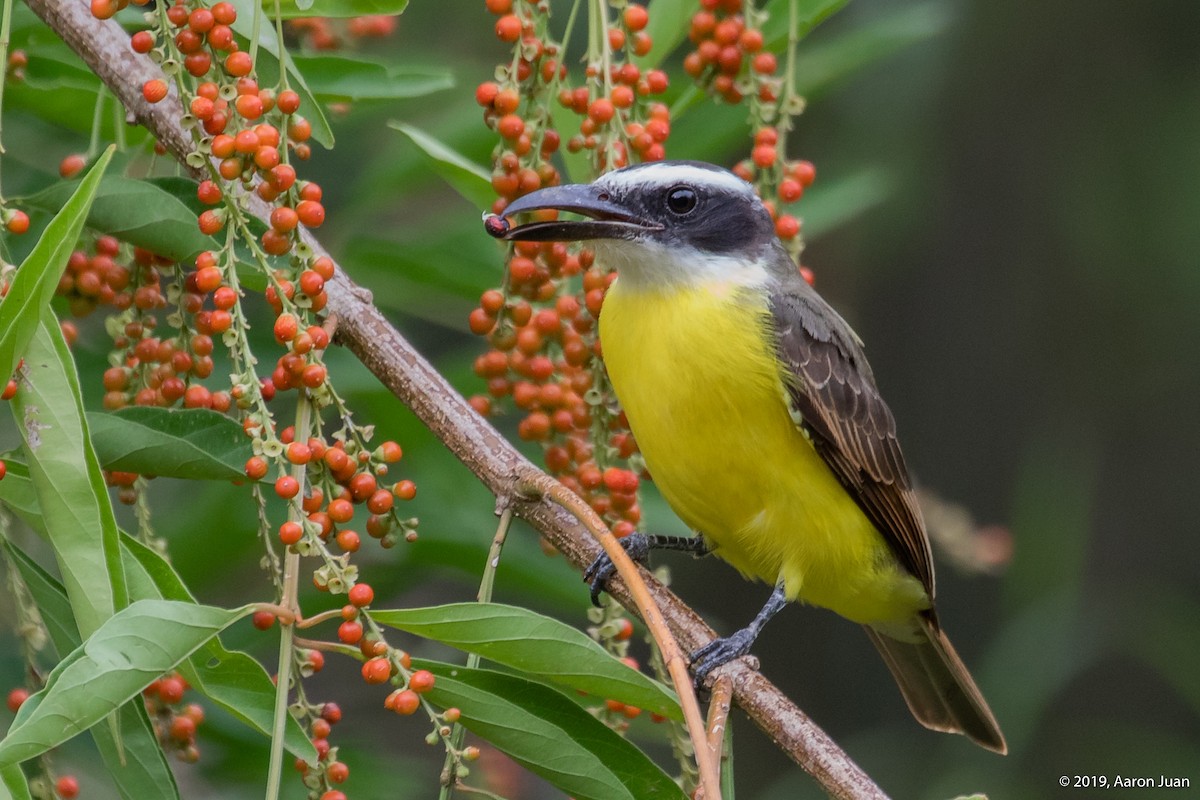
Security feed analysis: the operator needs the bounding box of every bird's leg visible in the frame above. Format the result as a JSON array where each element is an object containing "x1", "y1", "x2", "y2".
[
  {"x1": 583, "y1": 534, "x2": 710, "y2": 606},
  {"x1": 690, "y1": 581, "x2": 788, "y2": 684}
]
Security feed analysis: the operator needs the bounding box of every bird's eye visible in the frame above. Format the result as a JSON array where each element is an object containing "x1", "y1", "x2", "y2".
[{"x1": 665, "y1": 185, "x2": 698, "y2": 215}]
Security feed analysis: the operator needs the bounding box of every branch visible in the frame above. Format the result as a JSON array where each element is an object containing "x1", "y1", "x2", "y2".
[{"x1": 23, "y1": 2, "x2": 889, "y2": 798}]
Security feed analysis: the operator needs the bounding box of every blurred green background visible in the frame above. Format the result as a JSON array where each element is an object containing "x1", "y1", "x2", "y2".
[{"x1": 2, "y1": 0, "x2": 1199, "y2": 798}]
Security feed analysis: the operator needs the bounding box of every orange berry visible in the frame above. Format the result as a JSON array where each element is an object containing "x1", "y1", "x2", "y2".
[
  {"x1": 408, "y1": 669, "x2": 435, "y2": 693},
  {"x1": 388, "y1": 688, "x2": 419, "y2": 715},
  {"x1": 494, "y1": 14, "x2": 521, "y2": 42},
  {"x1": 142, "y1": 79, "x2": 168, "y2": 103},
  {"x1": 361, "y1": 657, "x2": 391, "y2": 685},
  {"x1": 225, "y1": 51, "x2": 253, "y2": 77},
  {"x1": 624, "y1": 4, "x2": 648, "y2": 31}
]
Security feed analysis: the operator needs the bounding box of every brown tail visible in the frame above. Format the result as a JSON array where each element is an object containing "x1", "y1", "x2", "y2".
[{"x1": 864, "y1": 616, "x2": 1007, "y2": 754}]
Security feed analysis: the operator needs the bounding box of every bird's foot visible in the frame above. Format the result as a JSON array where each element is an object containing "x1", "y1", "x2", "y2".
[
  {"x1": 583, "y1": 533, "x2": 653, "y2": 606},
  {"x1": 690, "y1": 628, "x2": 760, "y2": 685}
]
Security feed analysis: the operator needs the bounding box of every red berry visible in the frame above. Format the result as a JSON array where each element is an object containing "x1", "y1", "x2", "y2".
[
  {"x1": 275, "y1": 475, "x2": 300, "y2": 499},
  {"x1": 142, "y1": 79, "x2": 169, "y2": 103},
  {"x1": 388, "y1": 688, "x2": 420, "y2": 715},
  {"x1": 252, "y1": 610, "x2": 277, "y2": 630},
  {"x1": 338, "y1": 620, "x2": 363, "y2": 644},
  {"x1": 347, "y1": 583, "x2": 374, "y2": 607},
  {"x1": 296, "y1": 200, "x2": 325, "y2": 227},
  {"x1": 624, "y1": 4, "x2": 649, "y2": 31},
  {"x1": 408, "y1": 669, "x2": 435, "y2": 693},
  {"x1": 494, "y1": 14, "x2": 521, "y2": 42},
  {"x1": 130, "y1": 30, "x2": 155, "y2": 53},
  {"x1": 6, "y1": 687, "x2": 29, "y2": 713},
  {"x1": 54, "y1": 775, "x2": 80, "y2": 799},
  {"x1": 224, "y1": 51, "x2": 253, "y2": 77},
  {"x1": 361, "y1": 657, "x2": 391, "y2": 685},
  {"x1": 4, "y1": 210, "x2": 30, "y2": 235}
]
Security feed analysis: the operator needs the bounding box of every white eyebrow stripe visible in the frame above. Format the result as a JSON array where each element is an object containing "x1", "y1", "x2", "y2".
[{"x1": 599, "y1": 163, "x2": 753, "y2": 196}]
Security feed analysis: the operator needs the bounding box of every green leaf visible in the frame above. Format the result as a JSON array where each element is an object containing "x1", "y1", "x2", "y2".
[
  {"x1": 0, "y1": 146, "x2": 112, "y2": 382},
  {"x1": 389, "y1": 123, "x2": 493, "y2": 210},
  {"x1": 799, "y1": 167, "x2": 894, "y2": 240},
  {"x1": 762, "y1": 0, "x2": 852, "y2": 45},
  {"x1": 3, "y1": 540, "x2": 81, "y2": 655},
  {"x1": 374, "y1": 603, "x2": 681, "y2": 721},
  {"x1": 230, "y1": 0, "x2": 333, "y2": 147},
  {"x1": 90, "y1": 704, "x2": 182, "y2": 800},
  {"x1": 789, "y1": 2, "x2": 952, "y2": 100},
  {"x1": 119, "y1": 535, "x2": 316, "y2": 761},
  {"x1": 0, "y1": 600, "x2": 250, "y2": 767},
  {"x1": 266, "y1": 0, "x2": 408, "y2": 18},
  {"x1": 0, "y1": 764, "x2": 32, "y2": 800},
  {"x1": 417, "y1": 660, "x2": 687, "y2": 800},
  {"x1": 9, "y1": 312, "x2": 127, "y2": 639},
  {"x1": 87, "y1": 407, "x2": 252, "y2": 481},
  {"x1": 5, "y1": 541, "x2": 180, "y2": 800},
  {"x1": 293, "y1": 55, "x2": 452, "y2": 103},
  {"x1": 20, "y1": 176, "x2": 216, "y2": 262}
]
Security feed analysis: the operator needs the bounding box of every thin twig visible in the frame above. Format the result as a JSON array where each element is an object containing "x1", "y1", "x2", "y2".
[
  {"x1": 705, "y1": 676, "x2": 734, "y2": 767},
  {"x1": 519, "y1": 474, "x2": 720, "y2": 798},
  {"x1": 23, "y1": 3, "x2": 890, "y2": 798}
]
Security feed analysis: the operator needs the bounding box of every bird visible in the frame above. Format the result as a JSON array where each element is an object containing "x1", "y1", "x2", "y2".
[{"x1": 484, "y1": 159, "x2": 1006, "y2": 754}]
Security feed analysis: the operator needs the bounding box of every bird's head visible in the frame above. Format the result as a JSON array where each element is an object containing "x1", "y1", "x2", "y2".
[{"x1": 486, "y1": 160, "x2": 783, "y2": 289}]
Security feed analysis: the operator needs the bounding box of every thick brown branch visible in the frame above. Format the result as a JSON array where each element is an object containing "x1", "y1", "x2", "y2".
[{"x1": 24, "y1": 2, "x2": 889, "y2": 797}]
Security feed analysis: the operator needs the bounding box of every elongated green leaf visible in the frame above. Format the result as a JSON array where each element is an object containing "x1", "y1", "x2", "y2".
[
  {"x1": 266, "y1": 0, "x2": 407, "y2": 18},
  {"x1": 0, "y1": 600, "x2": 250, "y2": 767},
  {"x1": 0, "y1": 764, "x2": 31, "y2": 800},
  {"x1": 10, "y1": 312, "x2": 126, "y2": 639},
  {"x1": 120, "y1": 535, "x2": 316, "y2": 761},
  {"x1": 87, "y1": 407, "x2": 251, "y2": 481},
  {"x1": 789, "y1": 2, "x2": 951, "y2": 100},
  {"x1": 230, "y1": 0, "x2": 333, "y2": 147},
  {"x1": 799, "y1": 167, "x2": 893, "y2": 240},
  {"x1": 762, "y1": 0, "x2": 851, "y2": 45},
  {"x1": 417, "y1": 660, "x2": 687, "y2": 800},
  {"x1": 3, "y1": 541, "x2": 80, "y2": 655},
  {"x1": 21, "y1": 176, "x2": 216, "y2": 262},
  {"x1": 389, "y1": 123, "x2": 493, "y2": 209},
  {"x1": 292, "y1": 55, "x2": 452, "y2": 103},
  {"x1": 0, "y1": 146, "x2": 112, "y2": 382},
  {"x1": 90, "y1": 703, "x2": 182, "y2": 800},
  {"x1": 374, "y1": 603, "x2": 681, "y2": 721}
]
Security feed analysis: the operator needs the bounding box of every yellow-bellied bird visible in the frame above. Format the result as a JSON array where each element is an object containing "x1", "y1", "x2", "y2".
[{"x1": 485, "y1": 160, "x2": 1006, "y2": 753}]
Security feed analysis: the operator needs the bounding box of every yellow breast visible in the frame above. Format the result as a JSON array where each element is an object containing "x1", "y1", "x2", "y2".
[{"x1": 599, "y1": 277, "x2": 928, "y2": 625}]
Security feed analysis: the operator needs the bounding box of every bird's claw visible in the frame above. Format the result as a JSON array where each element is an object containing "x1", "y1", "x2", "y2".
[
  {"x1": 583, "y1": 532, "x2": 652, "y2": 606},
  {"x1": 689, "y1": 629, "x2": 758, "y2": 686}
]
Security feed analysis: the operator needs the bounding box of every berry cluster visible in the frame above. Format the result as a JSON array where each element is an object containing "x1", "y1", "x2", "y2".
[
  {"x1": 471, "y1": 2, "x2": 649, "y2": 551},
  {"x1": 685, "y1": 0, "x2": 817, "y2": 265},
  {"x1": 286, "y1": 15, "x2": 397, "y2": 51},
  {"x1": 143, "y1": 672, "x2": 206, "y2": 762},
  {"x1": 684, "y1": 0, "x2": 777, "y2": 105}
]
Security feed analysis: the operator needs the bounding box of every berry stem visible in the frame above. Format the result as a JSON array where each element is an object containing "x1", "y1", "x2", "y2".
[
  {"x1": 777, "y1": 0, "x2": 801, "y2": 167},
  {"x1": 264, "y1": 395, "x2": 315, "y2": 800},
  {"x1": 437, "y1": 505, "x2": 515, "y2": 800},
  {"x1": 248, "y1": 0, "x2": 265, "y2": 77}
]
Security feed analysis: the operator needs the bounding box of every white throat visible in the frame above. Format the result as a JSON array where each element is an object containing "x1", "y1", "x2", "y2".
[{"x1": 593, "y1": 238, "x2": 771, "y2": 294}]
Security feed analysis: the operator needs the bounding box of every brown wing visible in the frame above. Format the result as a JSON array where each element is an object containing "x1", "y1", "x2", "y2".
[{"x1": 768, "y1": 276, "x2": 936, "y2": 606}]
